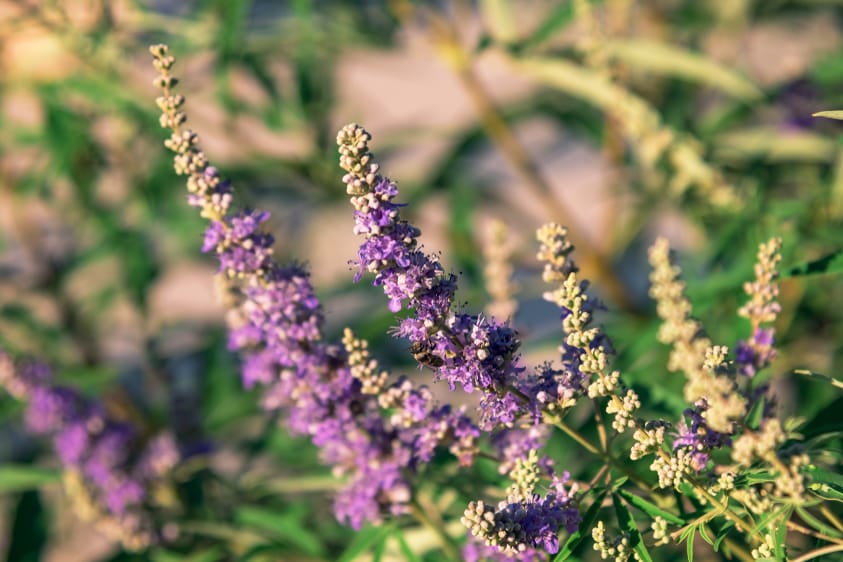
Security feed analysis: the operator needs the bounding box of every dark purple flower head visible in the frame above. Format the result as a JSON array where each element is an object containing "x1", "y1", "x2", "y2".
[
  {"x1": 736, "y1": 327, "x2": 777, "y2": 378},
  {"x1": 672, "y1": 401, "x2": 731, "y2": 472},
  {"x1": 462, "y1": 451, "x2": 580, "y2": 558}
]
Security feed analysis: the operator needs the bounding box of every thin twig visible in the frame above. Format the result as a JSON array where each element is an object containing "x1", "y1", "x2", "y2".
[
  {"x1": 786, "y1": 520, "x2": 843, "y2": 546},
  {"x1": 791, "y1": 543, "x2": 843, "y2": 562}
]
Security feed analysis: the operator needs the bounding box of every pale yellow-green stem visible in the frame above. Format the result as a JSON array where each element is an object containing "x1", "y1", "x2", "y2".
[
  {"x1": 792, "y1": 543, "x2": 843, "y2": 562},
  {"x1": 409, "y1": 497, "x2": 460, "y2": 561}
]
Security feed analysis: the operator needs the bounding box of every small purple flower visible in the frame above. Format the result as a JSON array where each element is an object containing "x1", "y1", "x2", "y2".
[
  {"x1": 672, "y1": 401, "x2": 731, "y2": 471},
  {"x1": 736, "y1": 327, "x2": 777, "y2": 378}
]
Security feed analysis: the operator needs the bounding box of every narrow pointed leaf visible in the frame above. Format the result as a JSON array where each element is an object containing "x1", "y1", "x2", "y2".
[
  {"x1": 605, "y1": 39, "x2": 762, "y2": 100},
  {"x1": 553, "y1": 489, "x2": 608, "y2": 561},
  {"x1": 337, "y1": 523, "x2": 395, "y2": 562},
  {"x1": 616, "y1": 489, "x2": 685, "y2": 525},
  {"x1": 786, "y1": 250, "x2": 843, "y2": 277},
  {"x1": 813, "y1": 110, "x2": 843, "y2": 120},
  {"x1": 0, "y1": 466, "x2": 60, "y2": 493},
  {"x1": 613, "y1": 494, "x2": 653, "y2": 562}
]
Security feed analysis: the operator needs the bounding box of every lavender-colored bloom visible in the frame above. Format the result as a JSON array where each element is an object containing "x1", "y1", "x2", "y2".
[
  {"x1": 492, "y1": 425, "x2": 552, "y2": 474},
  {"x1": 463, "y1": 472, "x2": 581, "y2": 556},
  {"x1": 735, "y1": 327, "x2": 777, "y2": 378},
  {"x1": 55, "y1": 422, "x2": 90, "y2": 465},
  {"x1": 25, "y1": 385, "x2": 81, "y2": 434},
  {"x1": 673, "y1": 401, "x2": 731, "y2": 471},
  {"x1": 338, "y1": 125, "x2": 529, "y2": 430},
  {"x1": 0, "y1": 352, "x2": 181, "y2": 548},
  {"x1": 151, "y1": 48, "x2": 485, "y2": 531}
]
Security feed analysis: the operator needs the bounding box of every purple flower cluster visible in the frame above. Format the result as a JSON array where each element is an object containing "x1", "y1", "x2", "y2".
[
  {"x1": 735, "y1": 327, "x2": 777, "y2": 378},
  {"x1": 337, "y1": 124, "x2": 586, "y2": 557},
  {"x1": 0, "y1": 352, "x2": 179, "y2": 550},
  {"x1": 153, "y1": 47, "x2": 583, "y2": 557},
  {"x1": 151, "y1": 45, "x2": 481, "y2": 529},
  {"x1": 491, "y1": 425, "x2": 551, "y2": 474},
  {"x1": 338, "y1": 124, "x2": 526, "y2": 430},
  {"x1": 208, "y1": 201, "x2": 480, "y2": 530},
  {"x1": 673, "y1": 401, "x2": 732, "y2": 471},
  {"x1": 462, "y1": 471, "x2": 581, "y2": 556}
]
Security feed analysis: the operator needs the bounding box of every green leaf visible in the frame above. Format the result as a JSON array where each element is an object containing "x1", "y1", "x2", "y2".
[
  {"x1": 519, "y1": 3, "x2": 574, "y2": 51},
  {"x1": 518, "y1": 0, "x2": 605, "y2": 52},
  {"x1": 741, "y1": 470, "x2": 777, "y2": 486},
  {"x1": 750, "y1": 506, "x2": 791, "y2": 536},
  {"x1": 773, "y1": 517, "x2": 788, "y2": 561},
  {"x1": 806, "y1": 466, "x2": 843, "y2": 491},
  {"x1": 745, "y1": 394, "x2": 766, "y2": 430},
  {"x1": 795, "y1": 506, "x2": 843, "y2": 538},
  {"x1": 616, "y1": 489, "x2": 685, "y2": 525},
  {"x1": 678, "y1": 524, "x2": 695, "y2": 542},
  {"x1": 805, "y1": 466, "x2": 843, "y2": 502},
  {"x1": 685, "y1": 526, "x2": 695, "y2": 562},
  {"x1": 235, "y1": 506, "x2": 325, "y2": 557},
  {"x1": 713, "y1": 521, "x2": 735, "y2": 552},
  {"x1": 337, "y1": 523, "x2": 394, "y2": 562},
  {"x1": 5, "y1": 490, "x2": 47, "y2": 562},
  {"x1": 794, "y1": 370, "x2": 843, "y2": 391},
  {"x1": 612, "y1": 494, "x2": 653, "y2": 562},
  {"x1": 152, "y1": 547, "x2": 225, "y2": 562},
  {"x1": 394, "y1": 531, "x2": 422, "y2": 562},
  {"x1": 813, "y1": 110, "x2": 843, "y2": 121},
  {"x1": 611, "y1": 477, "x2": 630, "y2": 491},
  {"x1": 698, "y1": 524, "x2": 713, "y2": 546},
  {"x1": 604, "y1": 39, "x2": 762, "y2": 100},
  {"x1": 0, "y1": 466, "x2": 60, "y2": 494},
  {"x1": 810, "y1": 483, "x2": 843, "y2": 503},
  {"x1": 553, "y1": 489, "x2": 608, "y2": 561},
  {"x1": 785, "y1": 250, "x2": 843, "y2": 277},
  {"x1": 371, "y1": 534, "x2": 387, "y2": 562}
]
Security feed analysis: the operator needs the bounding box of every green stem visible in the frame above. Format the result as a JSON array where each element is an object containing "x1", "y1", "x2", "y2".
[
  {"x1": 545, "y1": 414, "x2": 652, "y2": 491},
  {"x1": 409, "y1": 498, "x2": 461, "y2": 561},
  {"x1": 546, "y1": 414, "x2": 601, "y2": 456}
]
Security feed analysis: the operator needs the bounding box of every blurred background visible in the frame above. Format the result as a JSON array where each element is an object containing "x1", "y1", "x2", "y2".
[{"x1": 1, "y1": 0, "x2": 842, "y2": 560}]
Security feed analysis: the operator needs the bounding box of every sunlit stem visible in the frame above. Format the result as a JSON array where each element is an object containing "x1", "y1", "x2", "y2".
[{"x1": 409, "y1": 497, "x2": 460, "y2": 561}]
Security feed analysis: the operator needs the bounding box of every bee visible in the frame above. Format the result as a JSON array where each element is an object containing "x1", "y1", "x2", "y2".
[{"x1": 409, "y1": 340, "x2": 444, "y2": 369}]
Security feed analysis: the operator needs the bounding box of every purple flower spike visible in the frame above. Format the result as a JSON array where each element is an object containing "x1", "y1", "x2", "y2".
[
  {"x1": 152, "y1": 47, "x2": 486, "y2": 533},
  {"x1": 338, "y1": 124, "x2": 529, "y2": 431},
  {"x1": 0, "y1": 352, "x2": 181, "y2": 550}
]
